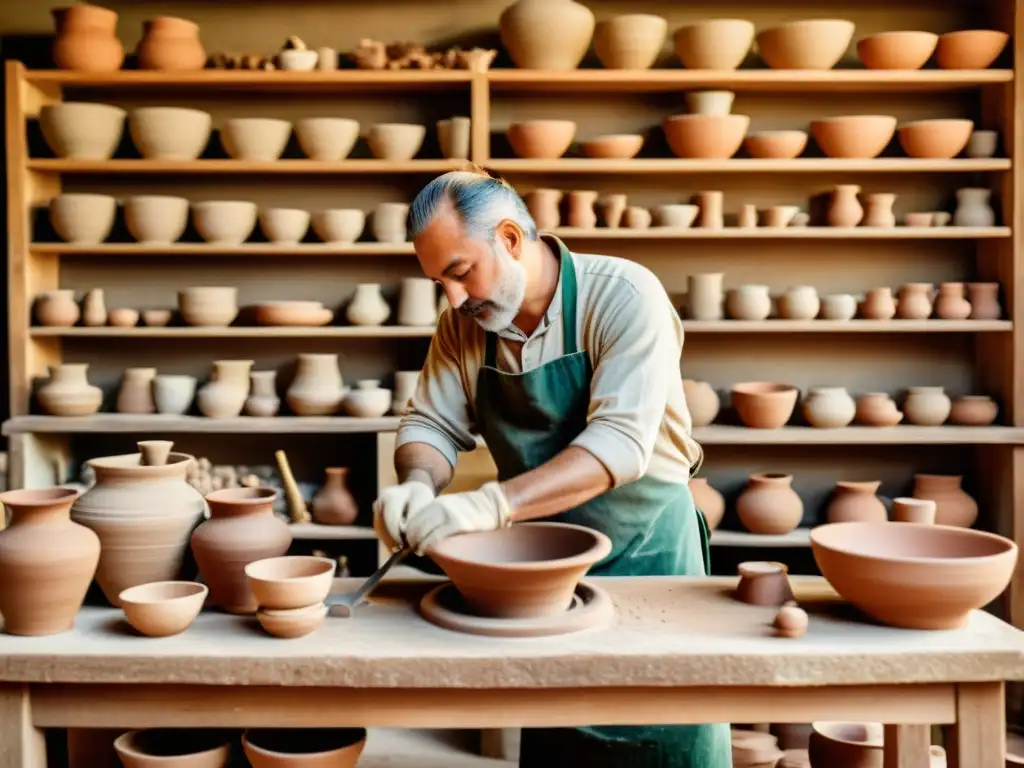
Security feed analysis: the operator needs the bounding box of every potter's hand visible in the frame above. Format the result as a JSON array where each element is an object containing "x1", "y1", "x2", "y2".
[
  {"x1": 404, "y1": 481, "x2": 512, "y2": 555},
  {"x1": 372, "y1": 479, "x2": 436, "y2": 551}
]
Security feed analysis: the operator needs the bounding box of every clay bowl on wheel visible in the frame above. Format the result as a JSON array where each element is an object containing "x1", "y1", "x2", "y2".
[
  {"x1": 243, "y1": 728, "x2": 366, "y2": 768},
  {"x1": 114, "y1": 728, "x2": 232, "y2": 768},
  {"x1": 427, "y1": 522, "x2": 612, "y2": 619},
  {"x1": 811, "y1": 521, "x2": 1018, "y2": 629},
  {"x1": 244, "y1": 555, "x2": 336, "y2": 610}
]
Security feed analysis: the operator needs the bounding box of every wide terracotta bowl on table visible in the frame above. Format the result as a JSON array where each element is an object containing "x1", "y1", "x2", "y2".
[
  {"x1": 898, "y1": 119, "x2": 974, "y2": 159},
  {"x1": 755, "y1": 19, "x2": 855, "y2": 70},
  {"x1": 663, "y1": 114, "x2": 749, "y2": 159},
  {"x1": 811, "y1": 521, "x2": 1018, "y2": 629},
  {"x1": 856, "y1": 31, "x2": 938, "y2": 70},
  {"x1": 118, "y1": 580, "x2": 207, "y2": 637},
  {"x1": 731, "y1": 382, "x2": 799, "y2": 429},
  {"x1": 507, "y1": 120, "x2": 577, "y2": 159},
  {"x1": 810, "y1": 115, "x2": 897, "y2": 159},
  {"x1": 427, "y1": 522, "x2": 612, "y2": 619}
]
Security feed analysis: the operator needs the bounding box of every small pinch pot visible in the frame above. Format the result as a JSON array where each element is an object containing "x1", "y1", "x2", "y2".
[
  {"x1": 119, "y1": 581, "x2": 207, "y2": 637},
  {"x1": 243, "y1": 728, "x2": 366, "y2": 768},
  {"x1": 40, "y1": 101, "x2": 126, "y2": 160},
  {"x1": 366, "y1": 122, "x2": 427, "y2": 161},
  {"x1": 810, "y1": 115, "x2": 898, "y2": 159},
  {"x1": 582, "y1": 134, "x2": 644, "y2": 159},
  {"x1": 810, "y1": 521, "x2": 1018, "y2": 630},
  {"x1": 857, "y1": 31, "x2": 938, "y2": 70},
  {"x1": 245, "y1": 555, "x2": 336, "y2": 610},
  {"x1": 808, "y1": 722, "x2": 882, "y2": 768},
  {"x1": 427, "y1": 522, "x2": 612, "y2": 619},
  {"x1": 663, "y1": 114, "x2": 749, "y2": 159},
  {"x1": 898, "y1": 119, "x2": 974, "y2": 159},
  {"x1": 507, "y1": 120, "x2": 577, "y2": 159},
  {"x1": 114, "y1": 728, "x2": 233, "y2": 768},
  {"x1": 756, "y1": 19, "x2": 856, "y2": 70},
  {"x1": 934, "y1": 30, "x2": 1010, "y2": 70},
  {"x1": 731, "y1": 382, "x2": 799, "y2": 429}
]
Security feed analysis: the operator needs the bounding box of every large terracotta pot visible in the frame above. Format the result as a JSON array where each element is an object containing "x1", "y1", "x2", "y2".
[
  {"x1": 52, "y1": 5, "x2": 125, "y2": 72},
  {"x1": 312, "y1": 468, "x2": 359, "y2": 526},
  {"x1": 736, "y1": 473, "x2": 803, "y2": 534},
  {"x1": 499, "y1": 0, "x2": 595, "y2": 70},
  {"x1": 826, "y1": 481, "x2": 887, "y2": 524},
  {"x1": 191, "y1": 487, "x2": 292, "y2": 614},
  {"x1": 136, "y1": 16, "x2": 206, "y2": 71},
  {"x1": 0, "y1": 488, "x2": 99, "y2": 635},
  {"x1": 912, "y1": 474, "x2": 978, "y2": 527},
  {"x1": 71, "y1": 443, "x2": 206, "y2": 607}
]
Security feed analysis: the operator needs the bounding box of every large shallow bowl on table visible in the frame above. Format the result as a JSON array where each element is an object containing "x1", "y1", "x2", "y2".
[
  {"x1": 428, "y1": 522, "x2": 612, "y2": 619},
  {"x1": 811, "y1": 521, "x2": 1017, "y2": 629}
]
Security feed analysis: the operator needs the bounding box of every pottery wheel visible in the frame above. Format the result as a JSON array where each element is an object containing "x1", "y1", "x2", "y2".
[{"x1": 418, "y1": 580, "x2": 614, "y2": 638}]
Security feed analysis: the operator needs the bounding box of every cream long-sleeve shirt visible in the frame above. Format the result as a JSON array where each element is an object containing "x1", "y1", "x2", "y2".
[{"x1": 396, "y1": 241, "x2": 703, "y2": 487}]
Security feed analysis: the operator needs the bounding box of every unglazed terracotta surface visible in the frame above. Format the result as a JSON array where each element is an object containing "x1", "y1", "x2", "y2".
[
  {"x1": 826, "y1": 481, "x2": 887, "y2": 524},
  {"x1": 756, "y1": 19, "x2": 855, "y2": 70},
  {"x1": 114, "y1": 728, "x2": 232, "y2": 768},
  {"x1": 311, "y1": 467, "x2": 359, "y2": 525},
  {"x1": 911, "y1": 473, "x2": 978, "y2": 527},
  {"x1": 118, "y1": 581, "x2": 208, "y2": 637},
  {"x1": 52, "y1": 5, "x2": 125, "y2": 72},
  {"x1": 256, "y1": 603, "x2": 328, "y2": 638},
  {"x1": 808, "y1": 722, "x2": 883, "y2": 768},
  {"x1": 689, "y1": 477, "x2": 725, "y2": 530},
  {"x1": 242, "y1": 728, "x2": 366, "y2": 768},
  {"x1": 593, "y1": 14, "x2": 667, "y2": 70},
  {"x1": 811, "y1": 116, "x2": 897, "y2": 159},
  {"x1": 899, "y1": 118, "x2": 974, "y2": 159},
  {"x1": 245, "y1": 555, "x2": 335, "y2": 610},
  {"x1": 499, "y1": 0, "x2": 595, "y2": 70},
  {"x1": 934, "y1": 30, "x2": 1009, "y2": 69},
  {"x1": 736, "y1": 561, "x2": 794, "y2": 605},
  {"x1": 137, "y1": 16, "x2": 206, "y2": 71},
  {"x1": 857, "y1": 31, "x2": 937, "y2": 70},
  {"x1": 673, "y1": 19, "x2": 755, "y2": 70},
  {"x1": 736, "y1": 473, "x2": 804, "y2": 534},
  {"x1": 38, "y1": 363, "x2": 103, "y2": 417}
]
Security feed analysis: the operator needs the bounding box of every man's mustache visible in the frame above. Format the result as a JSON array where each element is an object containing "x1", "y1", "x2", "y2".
[{"x1": 458, "y1": 299, "x2": 496, "y2": 316}]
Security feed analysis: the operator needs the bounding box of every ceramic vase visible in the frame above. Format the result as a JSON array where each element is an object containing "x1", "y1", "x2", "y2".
[
  {"x1": 738, "y1": 204, "x2": 758, "y2": 228},
  {"x1": 949, "y1": 395, "x2": 999, "y2": 426},
  {"x1": 599, "y1": 194, "x2": 628, "y2": 228},
  {"x1": 82, "y1": 288, "x2": 107, "y2": 326},
  {"x1": 968, "y1": 282, "x2": 1002, "y2": 320},
  {"x1": 398, "y1": 278, "x2": 438, "y2": 326},
  {"x1": 38, "y1": 363, "x2": 103, "y2": 416},
  {"x1": 912, "y1": 474, "x2": 978, "y2": 527},
  {"x1": 437, "y1": 117, "x2": 471, "y2": 160},
  {"x1": 855, "y1": 393, "x2": 903, "y2": 426},
  {"x1": 392, "y1": 370, "x2": 420, "y2": 415},
  {"x1": 197, "y1": 360, "x2": 253, "y2": 418},
  {"x1": 567, "y1": 190, "x2": 599, "y2": 228},
  {"x1": 686, "y1": 273, "x2": 724, "y2": 320},
  {"x1": 71, "y1": 442, "x2": 206, "y2": 607},
  {"x1": 525, "y1": 189, "x2": 563, "y2": 230},
  {"x1": 726, "y1": 285, "x2": 772, "y2": 321},
  {"x1": 34, "y1": 290, "x2": 80, "y2": 327},
  {"x1": 244, "y1": 371, "x2": 280, "y2": 417},
  {"x1": 896, "y1": 283, "x2": 935, "y2": 320},
  {"x1": 287, "y1": 353, "x2": 345, "y2": 416},
  {"x1": 826, "y1": 480, "x2": 887, "y2": 523},
  {"x1": 859, "y1": 287, "x2": 896, "y2": 320},
  {"x1": 137, "y1": 16, "x2": 206, "y2": 71},
  {"x1": 499, "y1": 0, "x2": 596, "y2": 70},
  {"x1": 52, "y1": 5, "x2": 125, "y2": 72},
  {"x1": 953, "y1": 187, "x2": 996, "y2": 226},
  {"x1": 311, "y1": 468, "x2": 359, "y2": 526},
  {"x1": 0, "y1": 488, "x2": 99, "y2": 635},
  {"x1": 346, "y1": 283, "x2": 391, "y2": 326},
  {"x1": 690, "y1": 477, "x2": 725, "y2": 531},
  {"x1": 802, "y1": 386, "x2": 856, "y2": 428},
  {"x1": 698, "y1": 191, "x2": 724, "y2": 229},
  {"x1": 372, "y1": 203, "x2": 409, "y2": 243},
  {"x1": 892, "y1": 497, "x2": 937, "y2": 525},
  {"x1": 736, "y1": 474, "x2": 803, "y2": 535},
  {"x1": 778, "y1": 286, "x2": 820, "y2": 320},
  {"x1": 683, "y1": 379, "x2": 720, "y2": 427},
  {"x1": 935, "y1": 282, "x2": 972, "y2": 320},
  {"x1": 153, "y1": 374, "x2": 197, "y2": 415},
  {"x1": 827, "y1": 185, "x2": 863, "y2": 227},
  {"x1": 191, "y1": 487, "x2": 292, "y2": 614},
  {"x1": 863, "y1": 193, "x2": 896, "y2": 227},
  {"x1": 903, "y1": 386, "x2": 951, "y2": 426},
  {"x1": 116, "y1": 367, "x2": 157, "y2": 414}
]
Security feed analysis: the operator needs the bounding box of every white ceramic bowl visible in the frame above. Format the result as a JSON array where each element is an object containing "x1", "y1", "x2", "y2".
[
  {"x1": 129, "y1": 106, "x2": 212, "y2": 160},
  {"x1": 295, "y1": 118, "x2": 360, "y2": 161},
  {"x1": 49, "y1": 193, "x2": 117, "y2": 244},
  {"x1": 192, "y1": 200, "x2": 258, "y2": 245},
  {"x1": 125, "y1": 195, "x2": 190, "y2": 243},
  {"x1": 221, "y1": 118, "x2": 292, "y2": 161},
  {"x1": 313, "y1": 209, "x2": 366, "y2": 243},
  {"x1": 40, "y1": 102, "x2": 126, "y2": 159},
  {"x1": 259, "y1": 208, "x2": 311, "y2": 244}
]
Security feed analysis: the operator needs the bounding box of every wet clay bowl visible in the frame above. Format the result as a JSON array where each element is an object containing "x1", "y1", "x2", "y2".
[
  {"x1": 582, "y1": 134, "x2": 644, "y2": 159},
  {"x1": 744, "y1": 130, "x2": 808, "y2": 159},
  {"x1": 810, "y1": 115, "x2": 897, "y2": 159},
  {"x1": 755, "y1": 19, "x2": 855, "y2": 70},
  {"x1": 856, "y1": 31, "x2": 938, "y2": 70},
  {"x1": 254, "y1": 301, "x2": 333, "y2": 327},
  {"x1": 808, "y1": 722, "x2": 882, "y2": 768},
  {"x1": 243, "y1": 728, "x2": 366, "y2": 768},
  {"x1": 114, "y1": 728, "x2": 232, "y2": 768},
  {"x1": 118, "y1": 581, "x2": 208, "y2": 637},
  {"x1": 256, "y1": 603, "x2": 328, "y2": 638},
  {"x1": 663, "y1": 114, "x2": 749, "y2": 159},
  {"x1": 427, "y1": 522, "x2": 612, "y2": 619},
  {"x1": 245, "y1": 555, "x2": 336, "y2": 610},
  {"x1": 898, "y1": 119, "x2": 974, "y2": 159},
  {"x1": 934, "y1": 30, "x2": 1009, "y2": 70},
  {"x1": 811, "y1": 521, "x2": 1018, "y2": 629},
  {"x1": 507, "y1": 120, "x2": 577, "y2": 159},
  {"x1": 731, "y1": 382, "x2": 799, "y2": 429}
]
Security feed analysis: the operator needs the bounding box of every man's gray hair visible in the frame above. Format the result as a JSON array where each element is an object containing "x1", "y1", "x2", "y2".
[{"x1": 407, "y1": 171, "x2": 539, "y2": 242}]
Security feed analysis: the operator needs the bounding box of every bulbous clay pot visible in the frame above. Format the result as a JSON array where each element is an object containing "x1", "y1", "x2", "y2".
[
  {"x1": 935, "y1": 282, "x2": 972, "y2": 320},
  {"x1": 71, "y1": 443, "x2": 206, "y2": 607},
  {"x1": 312, "y1": 468, "x2": 359, "y2": 526},
  {"x1": 398, "y1": 278, "x2": 437, "y2": 326},
  {"x1": 197, "y1": 359, "x2": 253, "y2": 418},
  {"x1": 116, "y1": 367, "x2": 156, "y2": 414},
  {"x1": 821, "y1": 294, "x2": 856, "y2": 321},
  {"x1": 858, "y1": 287, "x2": 896, "y2": 320},
  {"x1": 912, "y1": 474, "x2": 978, "y2": 527},
  {"x1": 191, "y1": 487, "x2": 291, "y2": 614},
  {"x1": 525, "y1": 189, "x2": 563, "y2": 230},
  {"x1": 726, "y1": 285, "x2": 771, "y2": 321},
  {"x1": 594, "y1": 14, "x2": 667, "y2": 70},
  {"x1": 802, "y1": 386, "x2": 855, "y2": 428},
  {"x1": 736, "y1": 473, "x2": 803, "y2": 534},
  {"x1": 778, "y1": 286, "x2": 820, "y2": 320},
  {"x1": 863, "y1": 193, "x2": 896, "y2": 227},
  {"x1": 38, "y1": 363, "x2": 103, "y2": 417},
  {"x1": 896, "y1": 282, "x2": 935, "y2": 320},
  {"x1": 690, "y1": 477, "x2": 724, "y2": 530},
  {"x1": 137, "y1": 16, "x2": 206, "y2": 71},
  {"x1": 827, "y1": 184, "x2": 863, "y2": 227},
  {"x1": 855, "y1": 393, "x2": 903, "y2": 426},
  {"x1": 499, "y1": 0, "x2": 595, "y2": 70},
  {"x1": 826, "y1": 480, "x2": 887, "y2": 524},
  {"x1": 686, "y1": 273, "x2": 724, "y2": 320},
  {"x1": 967, "y1": 282, "x2": 1002, "y2": 320},
  {"x1": 52, "y1": 5, "x2": 125, "y2": 72},
  {"x1": 903, "y1": 386, "x2": 951, "y2": 426},
  {"x1": 949, "y1": 395, "x2": 998, "y2": 426},
  {"x1": 34, "y1": 289, "x2": 80, "y2": 327},
  {"x1": 683, "y1": 379, "x2": 720, "y2": 427},
  {"x1": 0, "y1": 488, "x2": 99, "y2": 635},
  {"x1": 953, "y1": 187, "x2": 995, "y2": 226},
  {"x1": 567, "y1": 190, "x2": 599, "y2": 228},
  {"x1": 347, "y1": 283, "x2": 391, "y2": 326},
  {"x1": 245, "y1": 370, "x2": 280, "y2": 417},
  {"x1": 287, "y1": 353, "x2": 345, "y2": 416}
]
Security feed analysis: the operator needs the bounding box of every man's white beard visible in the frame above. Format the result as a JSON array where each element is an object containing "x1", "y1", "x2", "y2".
[{"x1": 462, "y1": 242, "x2": 527, "y2": 332}]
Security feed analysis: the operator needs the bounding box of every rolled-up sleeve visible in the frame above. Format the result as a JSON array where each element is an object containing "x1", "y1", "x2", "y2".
[
  {"x1": 570, "y1": 272, "x2": 682, "y2": 486},
  {"x1": 396, "y1": 312, "x2": 479, "y2": 469}
]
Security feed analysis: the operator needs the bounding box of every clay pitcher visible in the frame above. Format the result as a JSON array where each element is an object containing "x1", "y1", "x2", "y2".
[
  {"x1": 827, "y1": 184, "x2": 863, "y2": 227},
  {"x1": 71, "y1": 442, "x2": 206, "y2": 607},
  {"x1": 499, "y1": 0, "x2": 596, "y2": 70},
  {"x1": 137, "y1": 16, "x2": 206, "y2": 71},
  {"x1": 191, "y1": 487, "x2": 292, "y2": 614},
  {"x1": 911, "y1": 474, "x2": 978, "y2": 528},
  {"x1": 0, "y1": 488, "x2": 100, "y2": 635},
  {"x1": 826, "y1": 480, "x2": 887, "y2": 523},
  {"x1": 52, "y1": 5, "x2": 125, "y2": 72},
  {"x1": 311, "y1": 468, "x2": 359, "y2": 526},
  {"x1": 689, "y1": 477, "x2": 725, "y2": 530},
  {"x1": 736, "y1": 473, "x2": 803, "y2": 535}
]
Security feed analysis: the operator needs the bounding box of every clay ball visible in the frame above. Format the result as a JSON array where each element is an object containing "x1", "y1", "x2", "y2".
[{"x1": 774, "y1": 605, "x2": 808, "y2": 638}]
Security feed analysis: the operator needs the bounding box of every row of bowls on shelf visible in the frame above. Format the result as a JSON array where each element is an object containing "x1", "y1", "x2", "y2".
[{"x1": 46, "y1": 193, "x2": 411, "y2": 245}]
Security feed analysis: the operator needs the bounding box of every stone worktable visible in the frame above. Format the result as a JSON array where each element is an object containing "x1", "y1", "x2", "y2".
[{"x1": 1, "y1": 575, "x2": 1022, "y2": 767}]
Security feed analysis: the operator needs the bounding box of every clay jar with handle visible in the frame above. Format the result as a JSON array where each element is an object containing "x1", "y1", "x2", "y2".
[
  {"x1": 826, "y1": 480, "x2": 887, "y2": 523},
  {"x1": 967, "y1": 282, "x2": 1002, "y2": 320},
  {"x1": 903, "y1": 386, "x2": 951, "y2": 426},
  {"x1": 896, "y1": 283, "x2": 935, "y2": 320},
  {"x1": 934, "y1": 282, "x2": 972, "y2": 320},
  {"x1": 71, "y1": 442, "x2": 206, "y2": 607},
  {"x1": 191, "y1": 487, "x2": 292, "y2": 614},
  {"x1": 686, "y1": 273, "x2": 724, "y2": 320},
  {"x1": 736, "y1": 473, "x2": 803, "y2": 535},
  {"x1": 0, "y1": 488, "x2": 99, "y2": 635},
  {"x1": 311, "y1": 468, "x2": 359, "y2": 526},
  {"x1": 827, "y1": 184, "x2": 863, "y2": 227},
  {"x1": 499, "y1": 0, "x2": 596, "y2": 70},
  {"x1": 858, "y1": 287, "x2": 896, "y2": 320},
  {"x1": 52, "y1": 5, "x2": 125, "y2": 72},
  {"x1": 137, "y1": 16, "x2": 206, "y2": 71},
  {"x1": 287, "y1": 353, "x2": 345, "y2": 416},
  {"x1": 912, "y1": 473, "x2": 978, "y2": 527},
  {"x1": 689, "y1": 477, "x2": 725, "y2": 530}
]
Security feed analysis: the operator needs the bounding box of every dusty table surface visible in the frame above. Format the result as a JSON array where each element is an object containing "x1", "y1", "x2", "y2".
[{"x1": 0, "y1": 575, "x2": 1022, "y2": 688}]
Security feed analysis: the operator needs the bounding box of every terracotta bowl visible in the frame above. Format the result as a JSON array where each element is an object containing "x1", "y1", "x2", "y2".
[
  {"x1": 221, "y1": 117, "x2": 292, "y2": 161},
  {"x1": 192, "y1": 200, "x2": 258, "y2": 246},
  {"x1": 934, "y1": 30, "x2": 1009, "y2": 70},
  {"x1": 366, "y1": 122, "x2": 427, "y2": 160},
  {"x1": 108, "y1": 308, "x2": 139, "y2": 327},
  {"x1": 427, "y1": 522, "x2": 612, "y2": 619},
  {"x1": 245, "y1": 555, "x2": 336, "y2": 610},
  {"x1": 663, "y1": 114, "x2": 749, "y2": 159},
  {"x1": 124, "y1": 194, "x2": 189, "y2": 244},
  {"x1": 582, "y1": 134, "x2": 644, "y2": 159},
  {"x1": 507, "y1": 120, "x2": 577, "y2": 159},
  {"x1": 295, "y1": 117, "x2": 360, "y2": 161},
  {"x1": 177, "y1": 286, "x2": 239, "y2": 327},
  {"x1": 142, "y1": 309, "x2": 173, "y2": 327},
  {"x1": 674, "y1": 19, "x2": 755, "y2": 70},
  {"x1": 731, "y1": 382, "x2": 799, "y2": 429},
  {"x1": 40, "y1": 101, "x2": 126, "y2": 159},
  {"x1": 857, "y1": 31, "x2": 938, "y2": 70},
  {"x1": 898, "y1": 119, "x2": 974, "y2": 159},
  {"x1": 118, "y1": 581, "x2": 207, "y2": 637},
  {"x1": 808, "y1": 722, "x2": 882, "y2": 768},
  {"x1": 744, "y1": 130, "x2": 808, "y2": 159},
  {"x1": 128, "y1": 106, "x2": 212, "y2": 160},
  {"x1": 756, "y1": 19, "x2": 855, "y2": 70},
  {"x1": 254, "y1": 301, "x2": 333, "y2": 327},
  {"x1": 49, "y1": 193, "x2": 117, "y2": 244},
  {"x1": 949, "y1": 395, "x2": 999, "y2": 426},
  {"x1": 313, "y1": 208, "x2": 366, "y2": 243},
  {"x1": 811, "y1": 521, "x2": 1018, "y2": 629},
  {"x1": 114, "y1": 728, "x2": 232, "y2": 768},
  {"x1": 256, "y1": 603, "x2": 328, "y2": 638},
  {"x1": 810, "y1": 115, "x2": 897, "y2": 158},
  {"x1": 243, "y1": 728, "x2": 366, "y2": 768}
]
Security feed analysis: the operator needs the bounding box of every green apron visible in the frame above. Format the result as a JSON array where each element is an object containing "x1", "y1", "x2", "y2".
[{"x1": 474, "y1": 240, "x2": 732, "y2": 768}]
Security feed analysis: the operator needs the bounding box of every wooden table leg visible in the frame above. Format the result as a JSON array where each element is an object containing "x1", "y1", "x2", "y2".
[
  {"x1": 0, "y1": 684, "x2": 47, "y2": 768},
  {"x1": 884, "y1": 724, "x2": 931, "y2": 768},
  {"x1": 946, "y1": 682, "x2": 1005, "y2": 768}
]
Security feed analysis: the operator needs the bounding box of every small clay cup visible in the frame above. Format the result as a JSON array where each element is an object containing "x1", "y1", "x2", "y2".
[
  {"x1": 736, "y1": 561, "x2": 794, "y2": 606},
  {"x1": 891, "y1": 497, "x2": 937, "y2": 524}
]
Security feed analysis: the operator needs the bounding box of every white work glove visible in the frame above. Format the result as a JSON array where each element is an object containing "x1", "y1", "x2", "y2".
[
  {"x1": 405, "y1": 481, "x2": 512, "y2": 555},
  {"x1": 372, "y1": 479, "x2": 436, "y2": 551}
]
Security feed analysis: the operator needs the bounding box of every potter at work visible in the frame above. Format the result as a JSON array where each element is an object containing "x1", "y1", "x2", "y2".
[{"x1": 373, "y1": 170, "x2": 729, "y2": 765}]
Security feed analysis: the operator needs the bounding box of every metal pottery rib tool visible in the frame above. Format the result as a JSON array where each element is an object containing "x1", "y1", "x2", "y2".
[{"x1": 325, "y1": 546, "x2": 410, "y2": 617}]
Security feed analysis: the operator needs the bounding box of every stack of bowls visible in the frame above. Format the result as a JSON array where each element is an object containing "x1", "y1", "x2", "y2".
[{"x1": 245, "y1": 555, "x2": 336, "y2": 638}]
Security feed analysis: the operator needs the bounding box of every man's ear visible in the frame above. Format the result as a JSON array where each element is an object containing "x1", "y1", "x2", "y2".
[{"x1": 496, "y1": 219, "x2": 524, "y2": 259}]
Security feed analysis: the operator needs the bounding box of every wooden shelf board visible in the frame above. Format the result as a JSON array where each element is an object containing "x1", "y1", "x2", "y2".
[
  {"x1": 27, "y1": 159, "x2": 467, "y2": 174},
  {"x1": 681, "y1": 320, "x2": 1012, "y2": 333},
  {"x1": 32, "y1": 242, "x2": 417, "y2": 256},
  {"x1": 485, "y1": 158, "x2": 1012, "y2": 174},
  {"x1": 288, "y1": 523, "x2": 377, "y2": 541},
  {"x1": 709, "y1": 528, "x2": 812, "y2": 548},
  {"x1": 5, "y1": 416, "x2": 1023, "y2": 444}
]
